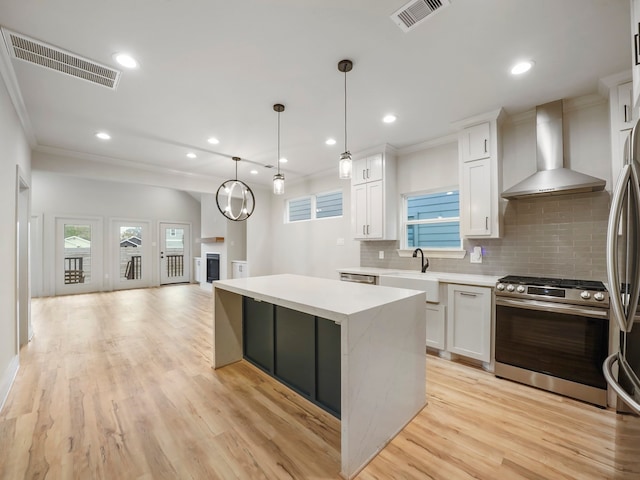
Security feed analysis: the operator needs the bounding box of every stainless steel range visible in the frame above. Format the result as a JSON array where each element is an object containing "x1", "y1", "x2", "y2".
[{"x1": 494, "y1": 275, "x2": 610, "y2": 407}]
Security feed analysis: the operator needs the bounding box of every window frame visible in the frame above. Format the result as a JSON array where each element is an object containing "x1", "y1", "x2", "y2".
[{"x1": 398, "y1": 188, "x2": 467, "y2": 259}]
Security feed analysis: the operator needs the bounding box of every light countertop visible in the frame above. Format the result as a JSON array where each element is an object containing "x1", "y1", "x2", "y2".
[
  {"x1": 337, "y1": 267, "x2": 500, "y2": 288},
  {"x1": 213, "y1": 273, "x2": 424, "y2": 324}
]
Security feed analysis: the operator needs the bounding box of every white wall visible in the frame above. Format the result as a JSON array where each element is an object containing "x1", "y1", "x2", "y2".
[
  {"x1": 31, "y1": 171, "x2": 201, "y2": 295},
  {"x1": 270, "y1": 172, "x2": 358, "y2": 279},
  {"x1": 396, "y1": 141, "x2": 459, "y2": 195},
  {"x1": 0, "y1": 74, "x2": 31, "y2": 411}
]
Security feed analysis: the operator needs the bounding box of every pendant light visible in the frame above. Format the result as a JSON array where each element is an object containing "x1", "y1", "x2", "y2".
[
  {"x1": 215, "y1": 156, "x2": 255, "y2": 221},
  {"x1": 273, "y1": 103, "x2": 285, "y2": 195},
  {"x1": 338, "y1": 59, "x2": 353, "y2": 179}
]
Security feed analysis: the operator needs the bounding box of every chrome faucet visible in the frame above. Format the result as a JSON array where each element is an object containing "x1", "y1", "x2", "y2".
[{"x1": 412, "y1": 248, "x2": 429, "y2": 273}]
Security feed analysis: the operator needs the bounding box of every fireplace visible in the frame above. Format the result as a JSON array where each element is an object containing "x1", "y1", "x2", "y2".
[{"x1": 206, "y1": 253, "x2": 220, "y2": 283}]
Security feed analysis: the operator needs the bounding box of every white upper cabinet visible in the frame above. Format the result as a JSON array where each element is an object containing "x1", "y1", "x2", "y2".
[
  {"x1": 453, "y1": 109, "x2": 505, "y2": 239},
  {"x1": 460, "y1": 122, "x2": 491, "y2": 161},
  {"x1": 350, "y1": 147, "x2": 396, "y2": 240},
  {"x1": 603, "y1": 75, "x2": 638, "y2": 187},
  {"x1": 352, "y1": 154, "x2": 383, "y2": 185}
]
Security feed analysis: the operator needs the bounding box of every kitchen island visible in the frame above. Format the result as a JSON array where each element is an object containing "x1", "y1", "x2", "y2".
[{"x1": 212, "y1": 274, "x2": 426, "y2": 479}]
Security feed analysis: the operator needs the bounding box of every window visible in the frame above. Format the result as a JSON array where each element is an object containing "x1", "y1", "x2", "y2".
[
  {"x1": 288, "y1": 196, "x2": 312, "y2": 222},
  {"x1": 403, "y1": 190, "x2": 461, "y2": 249},
  {"x1": 315, "y1": 191, "x2": 343, "y2": 219},
  {"x1": 287, "y1": 190, "x2": 343, "y2": 223}
]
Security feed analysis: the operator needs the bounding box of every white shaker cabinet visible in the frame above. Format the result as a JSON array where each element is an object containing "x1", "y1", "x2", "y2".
[
  {"x1": 446, "y1": 284, "x2": 491, "y2": 363},
  {"x1": 461, "y1": 157, "x2": 491, "y2": 236},
  {"x1": 460, "y1": 122, "x2": 490, "y2": 161},
  {"x1": 232, "y1": 261, "x2": 248, "y2": 279},
  {"x1": 350, "y1": 146, "x2": 397, "y2": 240},
  {"x1": 352, "y1": 153, "x2": 383, "y2": 185},
  {"x1": 426, "y1": 303, "x2": 446, "y2": 350},
  {"x1": 453, "y1": 109, "x2": 505, "y2": 239}
]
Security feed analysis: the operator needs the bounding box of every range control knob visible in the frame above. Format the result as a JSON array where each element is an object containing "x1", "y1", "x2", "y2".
[
  {"x1": 594, "y1": 292, "x2": 605, "y2": 301},
  {"x1": 580, "y1": 291, "x2": 591, "y2": 300},
  {"x1": 506, "y1": 284, "x2": 515, "y2": 292},
  {"x1": 496, "y1": 283, "x2": 505, "y2": 291},
  {"x1": 516, "y1": 285, "x2": 526, "y2": 293}
]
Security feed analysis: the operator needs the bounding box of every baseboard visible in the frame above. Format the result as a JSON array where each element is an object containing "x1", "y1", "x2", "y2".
[{"x1": 0, "y1": 355, "x2": 19, "y2": 413}]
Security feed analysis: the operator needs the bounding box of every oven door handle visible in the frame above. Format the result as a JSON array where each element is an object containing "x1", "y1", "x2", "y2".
[
  {"x1": 495, "y1": 297, "x2": 609, "y2": 319},
  {"x1": 603, "y1": 352, "x2": 640, "y2": 415}
]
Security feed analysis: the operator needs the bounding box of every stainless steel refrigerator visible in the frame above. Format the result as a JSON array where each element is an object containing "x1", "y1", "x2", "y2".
[{"x1": 604, "y1": 120, "x2": 640, "y2": 415}]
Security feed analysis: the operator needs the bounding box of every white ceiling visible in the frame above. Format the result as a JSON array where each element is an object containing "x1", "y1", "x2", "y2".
[{"x1": 0, "y1": 0, "x2": 632, "y2": 188}]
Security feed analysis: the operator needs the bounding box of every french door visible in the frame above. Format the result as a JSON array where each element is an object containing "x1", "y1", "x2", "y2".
[
  {"x1": 112, "y1": 220, "x2": 151, "y2": 290},
  {"x1": 159, "y1": 222, "x2": 190, "y2": 285},
  {"x1": 55, "y1": 217, "x2": 102, "y2": 295}
]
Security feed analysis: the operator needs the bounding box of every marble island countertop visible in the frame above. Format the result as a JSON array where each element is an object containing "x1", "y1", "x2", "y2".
[
  {"x1": 213, "y1": 273, "x2": 425, "y2": 324},
  {"x1": 337, "y1": 267, "x2": 500, "y2": 288}
]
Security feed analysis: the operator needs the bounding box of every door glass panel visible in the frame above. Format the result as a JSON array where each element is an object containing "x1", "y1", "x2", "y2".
[
  {"x1": 120, "y1": 225, "x2": 143, "y2": 281},
  {"x1": 165, "y1": 227, "x2": 185, "y2": 278},
  {"x1": 64, "y1": 224, "x2": 91, "y2": 284}
]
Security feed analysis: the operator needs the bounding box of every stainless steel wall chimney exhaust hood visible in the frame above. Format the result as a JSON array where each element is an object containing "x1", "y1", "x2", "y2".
[{"x1": 501, "y1": 100, "x2": 606, "y2": 199}]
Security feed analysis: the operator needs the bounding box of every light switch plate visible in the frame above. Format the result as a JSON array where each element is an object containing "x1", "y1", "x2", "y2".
[
  {"x1": 336, "y1": 237, "x2": 345, "y2": 246},
  {"x1": 379, "y1": 251, "x2": 384, "y2": 259}
]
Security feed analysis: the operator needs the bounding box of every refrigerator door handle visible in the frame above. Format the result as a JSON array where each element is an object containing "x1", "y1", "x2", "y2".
[
  {"x1": 607, "y1": 161, "x2": 640, "y2": 333},
  {"x1": 603, "y1": 352, "x2": 640, "y2": 415}
]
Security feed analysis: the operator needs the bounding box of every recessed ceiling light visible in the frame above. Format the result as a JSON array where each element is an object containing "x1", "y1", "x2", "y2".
[
  {"x1": 207, "y1": 137, "x2": 220, "y2": 145},
  {"x1": 280, "y1": 157, "x2": 288, "y2": 163},
  {"x1": 95, "y1": 132, "x2": 111, "y2": 140},
  {"x1": 383, "y1": 114, "x2": 397, "y2": 123},
  {"x1": 511, "y1": 60, "x2": 534, "y2": 75},
  {"x1": 250, "y1": 169, "x2": 258, "y2": 175},
  {"x1": 326, "y1": 138, "x2": 337, "y2": 145},
  {"x1": 186, "y1": 152, "x2": 197, "y2": 159},
  {"x1": 113, "y1": 53, "x2": 139, "y2": 69}
]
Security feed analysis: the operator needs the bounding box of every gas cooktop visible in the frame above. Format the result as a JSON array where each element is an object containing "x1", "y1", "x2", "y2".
[{"x1": 497, "y1": 275, "x2": 607, "y2": 292}]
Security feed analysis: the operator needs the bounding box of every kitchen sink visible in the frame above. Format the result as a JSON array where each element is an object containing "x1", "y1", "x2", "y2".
[{"x1": 378, "y1": 273, "x2": 439, "y2": 303}]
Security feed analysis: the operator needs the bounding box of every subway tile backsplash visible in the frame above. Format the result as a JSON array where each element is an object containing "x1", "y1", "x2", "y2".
[{"x1": 361, "y1": 191, "x2": 610, "y2": 281}]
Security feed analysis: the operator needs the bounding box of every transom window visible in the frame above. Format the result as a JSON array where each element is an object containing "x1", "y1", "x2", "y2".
[
  {"x1": 286, "y1": 190, "x2": 343, "y2": 223},
  {"x1": 403, "y1": 189, "x2": 461, "y2": 249}
]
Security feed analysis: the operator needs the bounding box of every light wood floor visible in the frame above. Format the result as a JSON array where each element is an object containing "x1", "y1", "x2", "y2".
[{"x1": 1, "y1": 285, "x2": 639, "y2": 479}]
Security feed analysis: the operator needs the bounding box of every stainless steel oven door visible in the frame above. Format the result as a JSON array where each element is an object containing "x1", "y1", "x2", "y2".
[{"x1": 495, "y1": 297, "x2": 609, "y2": 405}]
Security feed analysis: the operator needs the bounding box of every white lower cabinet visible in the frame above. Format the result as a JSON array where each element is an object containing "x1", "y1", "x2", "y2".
[
  {"x1": 425, "y1": 303, "x2": 446, "y2": 350},
  {"x1": 446, "y1": 284, "x2": 491, "y2": 363},
  {"x1": 232, "y1": 261, "x2": 248, "y2": 279}
]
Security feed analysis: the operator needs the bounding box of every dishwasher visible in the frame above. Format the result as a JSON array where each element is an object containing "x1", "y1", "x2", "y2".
[{"x1": 339, "y1": 273, "x2": 378, "y2": 285}]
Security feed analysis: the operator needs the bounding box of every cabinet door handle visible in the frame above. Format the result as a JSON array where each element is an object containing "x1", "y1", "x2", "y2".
[
  {"x1": 625, "y1": 105, "x2": 629, "y2": 123},
  {"x1": 460, "y1": 292, "x2": 477, "y2": 297},
  {"x1": 362, "y1": 170, "x2": 366, "y2": 180},
  {"x1": 485, "y1": 216, "x2": 488, "y2": 230},
  {"x1": 636, "y1": 27, "x2": 640, "y2": 66},
  {"x1": 363, "y1": 225, "x2": 366, "y2": 235},
  {"x1": 366, "y1": 224, "x2": 370, "y2": 234},
  {"x1": 366, "y1": 168, "x2": 370, "y2": 179},
  {"x1": 484, "y1": 139, "x2": 488, "y2": 153}
]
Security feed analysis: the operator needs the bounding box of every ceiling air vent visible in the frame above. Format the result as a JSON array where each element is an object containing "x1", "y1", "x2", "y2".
[
  {"x1": 1, "y1": 28, "x2": 121, "y2": 90},
  {"x1": 390, "y1": 0, "x2": 451, "y2": 33}
]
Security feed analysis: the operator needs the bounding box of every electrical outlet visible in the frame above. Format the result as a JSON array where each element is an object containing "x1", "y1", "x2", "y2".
[
  {"x1": 336, "y1": 237, "x2": 345, "y2": 246},
  {"x1": 379, "y1": 251, "x2": 385, "y2": 259},
  {"x1": 470, "y1": 246, "x2": 483, "y2": 264}
]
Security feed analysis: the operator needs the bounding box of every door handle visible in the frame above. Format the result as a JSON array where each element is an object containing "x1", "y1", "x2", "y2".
[
  {"x1": 635, "y1": 27, "x2": 640, "y2": 66},
  {"x1": 484, "y1": 139, "x2": 487, "y2": 153},
  {"x1": 460, "y1": 292, "x2": 477, "y2": 298},
  {"x1": 624, "y1": 105, "x2": 629, "y2": 123},
  {"x1": 485, "y1": 216, "x2": 488, "y2": 230}
]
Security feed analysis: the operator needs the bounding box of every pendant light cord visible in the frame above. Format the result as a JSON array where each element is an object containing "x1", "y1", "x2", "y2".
[
  {"x1": 344, "y1": 69, "x2": 348, "y2": 152},
  {"x1": 277, "y1": 110, "x2": 281, "y2": 175}
]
